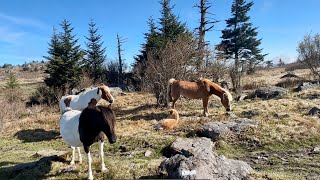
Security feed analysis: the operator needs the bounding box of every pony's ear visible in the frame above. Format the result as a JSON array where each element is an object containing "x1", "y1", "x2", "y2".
[{"x1": 99, "y1": 83, "x2": 105, "y2": 86}]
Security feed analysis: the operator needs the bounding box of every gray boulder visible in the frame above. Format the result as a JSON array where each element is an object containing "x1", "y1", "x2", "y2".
[
  {"x1": 246, "y1": 86, "x2": 288, "y2": 100},
  {"x1": 294, "y1": 81, "x2": 320, "y2": 92},
  {"x1": 159, "y1": 137, "x2": 253, "y2": 179},
  {"x1": 198, "y1": 118, "x2": 257, "y2": 141}
]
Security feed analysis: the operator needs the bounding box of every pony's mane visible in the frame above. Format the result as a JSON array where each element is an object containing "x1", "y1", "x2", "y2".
[
  {"x1": 222, "y1": 88, "x2": 233, "y2": 102},
  {"x1": 76, "y1": 86, "x2": 96, "y2": 95}
]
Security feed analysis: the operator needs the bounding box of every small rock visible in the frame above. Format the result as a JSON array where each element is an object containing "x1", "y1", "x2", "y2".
[
  {"x1": 241, "y1": 110, "x2": 259, "y2": 118},
  {"x1": 121, "y1": 152, "x2": 134, "y2": 158},
  {"x1": 119, "y1": 145, "x2": 128, "y2": 152},
  {"x1": 236, "y1": 94, "x2": 248, "y2": 101},
  {"x1": 273, "y1": 112, "x2": 290, "y2": 119},
  {"x1": 144, "y1": 150, "x2": 152, "y2": 157},
  {"x1": 313, "y1": 146, "x2": 320, "y2": 153},
  {"x1": 308, "y1": 107, "x2": 320, "y2": 116}
]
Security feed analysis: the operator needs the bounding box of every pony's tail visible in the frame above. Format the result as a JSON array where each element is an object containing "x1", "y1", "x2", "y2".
[{"x1": 166, "y1": 78, "x2": 175, "y2": 107}]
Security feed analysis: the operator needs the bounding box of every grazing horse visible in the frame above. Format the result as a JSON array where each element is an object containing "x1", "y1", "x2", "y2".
[
  {"x1": 60, "y1": 98, "x2": 117, "y2": 180},
  {"x1": 167, "y1": 78, "x2": 232, "y2": 116},
  {"x1": 59, "y1": 83, "x2": 114, "y2": 114}
]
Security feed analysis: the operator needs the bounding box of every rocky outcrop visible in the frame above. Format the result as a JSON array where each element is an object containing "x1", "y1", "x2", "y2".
[
  {"x1": 246, "y1": 86, "x2": 288, "y2": 100},
  {"x1": 197, "y1": 118, "x2": 258, "y2": 141},
  {"x1": 159, "y1": 137, "x2": 253, "y2": 179},
  {"x1": 294, "y1": 81, "x2": 320, "y2": 92}
]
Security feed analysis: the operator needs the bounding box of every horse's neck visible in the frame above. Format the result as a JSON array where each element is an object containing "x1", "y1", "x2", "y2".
[
  {"x1": 211, "y1": 86, "x2": 225, "y2": 99},
  {"x1": 80, "y1": 88, "x2": 101, "y2": 101}
]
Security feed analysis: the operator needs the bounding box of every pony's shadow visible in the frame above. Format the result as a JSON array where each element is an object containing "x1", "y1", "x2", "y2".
[
  {"x1": 14, "y1": 129, "x2": 60, "y2": 143},
  {"x1": 129, "y1": 112, "x2": 167, "y2": 121},
  {"x1": 114, "y1": 104, "x2": 157, "y2": 116},
  {"x1": 0, "y1": 155, "x2": 68, "y2": 179}
]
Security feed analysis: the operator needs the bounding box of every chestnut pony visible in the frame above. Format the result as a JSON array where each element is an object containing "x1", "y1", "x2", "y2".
[{"x1": 167, "y1": 78, "x2": 232, "y2": 116}]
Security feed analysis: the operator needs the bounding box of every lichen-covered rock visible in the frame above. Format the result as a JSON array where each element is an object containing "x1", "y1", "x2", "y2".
[
  {"x1": 197, "y1": 118, "x2": 257, "y2": 141},
  {"x1": 246, "y1": 86, "x2": 288, "y2": 100},
  {"x1": 159, "y1": 137, "x2": 253, "y2": 179}
]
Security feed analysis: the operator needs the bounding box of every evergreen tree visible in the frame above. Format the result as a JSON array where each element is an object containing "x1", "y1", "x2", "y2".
[
  {"x1": 44, "y1": 27, "x2": 65, "y2": 88},
  {"x1": 5, "y1": 72, "x2": 20, "y2": 89},
  {"x1": 5, "y1": 72, "x2": 20, "y2": 102},
  {"x1": 220, "y1": 0, "x2": 265, "y2": 90},
  {"x1": 159, "y1": 0, "x2": 191, "y2": 45},
  {"x1": 84, "y1": 19, "x2": 106, "y2": 83},
  {"x1": 44, "y1": 20, "x2": 83, "y2": 94}
]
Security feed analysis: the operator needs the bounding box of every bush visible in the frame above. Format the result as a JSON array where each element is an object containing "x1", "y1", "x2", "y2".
[
  {"x1": 143, "y1": 36, "x2": 200, "y2": 106},
  {"x1": 27, "y1": 86, "x2": 62, "y2": 106},
  {"x1": 297, "y1": 33, "x2": 320, "y2": 80}
]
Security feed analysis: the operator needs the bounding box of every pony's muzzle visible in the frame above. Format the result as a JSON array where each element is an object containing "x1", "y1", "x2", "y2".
[
  {"x1": 109, "y1": 135, "x2": 117, "y2": 144},
  {"x1": 109, "y1": 99, "x2": 114, "y2": 103},
  {"x1": 226, "y1": 108, "x2": 231, "y2": 112}
]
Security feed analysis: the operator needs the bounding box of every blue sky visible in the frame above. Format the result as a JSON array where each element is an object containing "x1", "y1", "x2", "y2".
[{"x1": 0, "y1": 0, "x2": 320, "y2": 66}]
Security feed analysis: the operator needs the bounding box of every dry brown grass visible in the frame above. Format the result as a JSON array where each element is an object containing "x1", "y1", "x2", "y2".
[{"x1": 1, "y1": 67, "x2": 320, "y2": 179}]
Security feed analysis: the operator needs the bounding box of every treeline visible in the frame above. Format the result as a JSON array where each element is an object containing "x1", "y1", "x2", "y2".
[{"x1": 42, "y1": 0, "x2": 266, "y2": 106}]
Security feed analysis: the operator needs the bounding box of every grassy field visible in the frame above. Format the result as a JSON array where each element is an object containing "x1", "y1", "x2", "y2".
[{"x1": 0, "y1": 67, "x2": 320, "y2": 179}]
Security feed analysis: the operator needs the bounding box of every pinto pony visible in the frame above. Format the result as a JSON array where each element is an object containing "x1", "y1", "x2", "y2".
[
  {"x1": 59, "y1": 83, "x2": 114, "y2": 114},
  {"x1": 60, "y1": 98, "x2": 117, "y2": 180},
  {"x1": 167, "y1": 78, "x2": 232, "y2": 116}
]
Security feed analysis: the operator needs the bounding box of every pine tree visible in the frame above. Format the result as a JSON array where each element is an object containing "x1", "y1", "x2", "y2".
[
  {"x1": 220, "y1": 0, "x2": 265, "y2": 91},
  {"x1": 159, "y1": 0, "x2": 191, "y2": 45},
  {"x1": 5, "y1": 72, "x2": 20, "y2": 102},
  {"x1": 44, "y1": 20, "x2": 83, "y2": 94},
  {"x1": 84, "y1": 19, "x2": 106, "y2": 83},
  {"x1": 44, "y1": 27, "x2": 65, "y2": 88},
  {"x1": 5, "y1": 72, "x2": 20, "y2": 90}
]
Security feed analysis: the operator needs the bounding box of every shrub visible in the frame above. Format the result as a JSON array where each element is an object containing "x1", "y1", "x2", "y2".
[
  {"x1": 27, "y1": 86, "x2": 62, "y2": 106},
  {"x1": 297, "y1": 33, "x2": 320, "y2": 80}
]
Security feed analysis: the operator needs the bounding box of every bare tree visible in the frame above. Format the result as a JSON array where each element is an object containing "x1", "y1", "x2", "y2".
[
  {"x1": 144, "y1": 36, "x2": 200, "y2": 106},
  {"x1": 117, "y1": 33, "x2": 127, "y2": 85},
  {"x1": 297, "y1": 33, "x2": 320, "y2": 80},
  {"x1": 195, "y1": 0, "x2": 219, "y2": 68}
]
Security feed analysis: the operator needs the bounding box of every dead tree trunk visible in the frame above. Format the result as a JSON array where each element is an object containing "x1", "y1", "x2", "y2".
[{"x1": 117, "y1": 33, "x2": 127, "y2": 85}]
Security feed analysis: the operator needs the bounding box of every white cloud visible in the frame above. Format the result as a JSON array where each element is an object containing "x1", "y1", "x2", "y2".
[
  {"x1": 0, "y1": 27, "x2": 25, "y2": 44},
  {"x1": 261, "y1": 0, "x2": 273, "y2": 13},
  {"x1": 0, "y1": 12, "x2": 46, "y2": 29}
]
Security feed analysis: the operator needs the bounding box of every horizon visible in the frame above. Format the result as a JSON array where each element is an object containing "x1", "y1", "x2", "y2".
[{"x1": 1, "y1": 0, "x2": 320, "y2": 66}]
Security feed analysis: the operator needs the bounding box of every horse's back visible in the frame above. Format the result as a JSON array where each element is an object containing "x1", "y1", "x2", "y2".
[
  {"x1": 60, "y1": 110, "x2": 83, "y2": 147},
  {"x1": 172, "y1": 80, "x2": 208, "y2": 99}
]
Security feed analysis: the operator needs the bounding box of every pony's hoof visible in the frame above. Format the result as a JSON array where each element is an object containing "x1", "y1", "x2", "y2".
[
  {"x1": 101, "y1": 166, "x2": 108, "y2": 172},
  {"x1": 70, "y1": 161, "x2": 75, "y2": 165},
  {"x1": 88, "y1": 174, "x2": 94, "y2": 180}
]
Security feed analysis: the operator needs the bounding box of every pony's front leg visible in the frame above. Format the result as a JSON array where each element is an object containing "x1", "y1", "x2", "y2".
[
  {"x1": 85, "y1": 148, "x2": 94, "y2": 180},
  {"x1": 99, "y1": 141, "x2": 107, "y2": 172},
  {"x1": 171, "y1": 98, "x2": 178, "y2": 109},
  {"x1": 70, "y1": 146, "x2": 75, "y2": 165},
  {"x1": 202, "y1": 97, "x2": 209, "y2": 117},
  {"x1": 77, "y1": 147, "x2": 82, "y2": 164}
]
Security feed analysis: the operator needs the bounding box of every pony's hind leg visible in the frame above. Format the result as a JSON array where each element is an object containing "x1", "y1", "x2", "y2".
[
  {"x1": 77, "y1": 147, "x2": 82, "y2": 164},
  {"x1": 99, "y1": 141, "x2": 107, "y2": 172},
  {"x1": 202, "y1": 97, "x2": 210, "y2": 117},
  {"x1": 70, "y1": 146, "x2": 75, "y2": 165}
]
